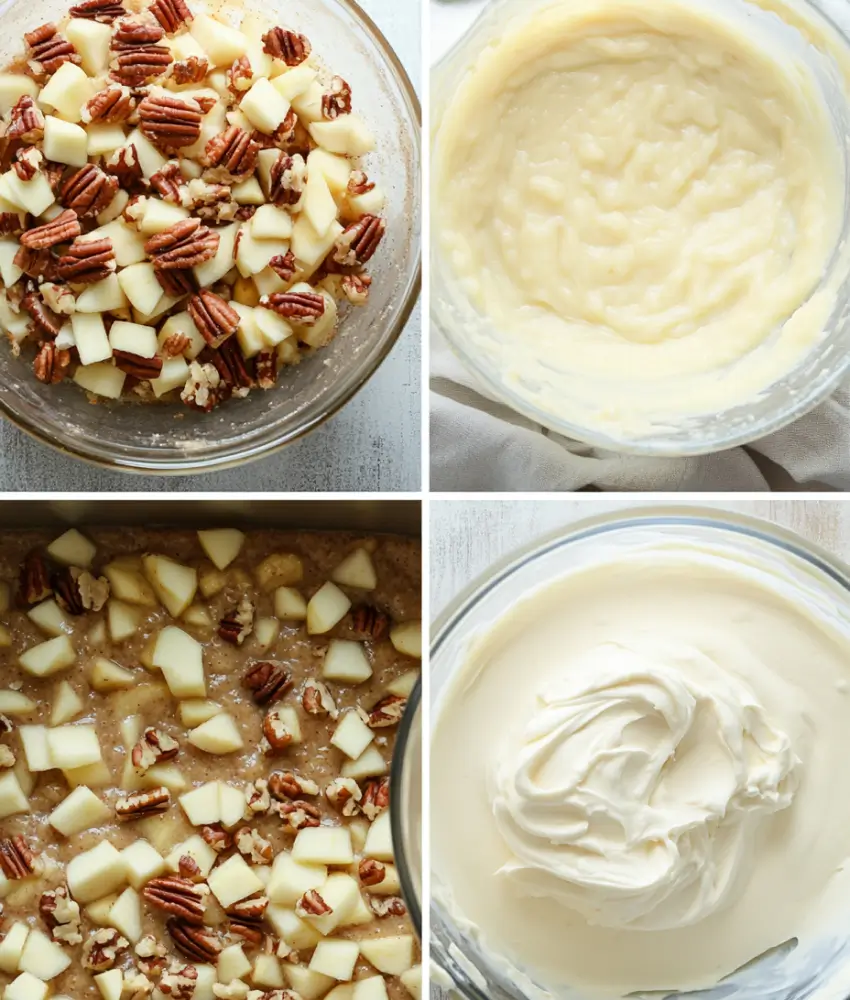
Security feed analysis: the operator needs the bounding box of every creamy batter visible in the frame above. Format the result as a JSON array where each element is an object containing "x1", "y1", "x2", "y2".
[
  {"x1": 434, "y1": 0, "x2": 847, "y2": 438},
  {"x1": 432, "y1": 531, "x2": 850, "y2": 996}
]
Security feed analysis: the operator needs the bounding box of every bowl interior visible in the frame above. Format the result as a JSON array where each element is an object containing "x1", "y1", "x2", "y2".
[{"x1": 0, "y1": 0, "x2": 420, "y2": 472}]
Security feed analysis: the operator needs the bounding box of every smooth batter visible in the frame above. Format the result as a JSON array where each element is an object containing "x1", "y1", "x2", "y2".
[
  {"x1": 432, "y1": 532, "x2": 850, "y2": 997},
  {"x1": 434, "y1": 0, "x2": 847, "y2": 437}
]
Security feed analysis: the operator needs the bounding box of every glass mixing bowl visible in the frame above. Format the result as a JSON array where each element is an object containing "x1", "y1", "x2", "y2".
[
  {"x1": 431, "y1": 507, "x2": 850, "y2": 1000},
  {"x1": 390, "y1": 674, "x2": 422, "y2": 937},
  {"x1": 0, "y1": 0, "x2": 420, "y2": 473},
  {"x1": 431, "y1": 0, "x2": 850, "y2": 456}
]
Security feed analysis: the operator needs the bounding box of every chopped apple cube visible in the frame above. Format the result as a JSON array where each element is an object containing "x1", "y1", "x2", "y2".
[
  {"x1": 146, "y1": 763, "x2": 187, "y2": 793},
  {"x1": 331, "y1": 711, "x2": 374, "y2": 760},
  {"x1": 74, "y1": 363, "x2": 126, "y2": 400},
  {"x1": 252, "y1": 953, "x2": 284, "y2": 989},
  {"x1": 363, "y1": 810, "x2": 393, "y2": 862},
  {"x1": 188, "y1": 714, "x2": 243, "y2": 754},
  {"x1": 307, "y1": 582, "x2": 351, "y2": 635},
  {"x1": 303, "y1": 873, "x2": 360, "y2": 935},
  {"x1": 268, "y1": 854, "x2": 327, "y2": 906},
  {"x1": 0, "y1": 923, "x2": 29, "y2": 973},
  {"x1": 0, "y1": 690, "x2": 35, "y2": 716},
  {"x1": 359, "y1": 936, "x2": 414, "y2": 976},
  {"x1": 108, "y1": 321, "x2": 158, "y2": 358},
  {"x1": 145, "y1": 561, "x2": 201, "y2": 617},
  {"x1": 368, "y1": 864, "x2": 401, "y2": 897},
  {"x1": 82, "y1": 223, "x2": 146, "y2": 269},
  {"x1": 62, "y1": 759, "x2": 112, "y2": 788},
  {"x1": 197, "y1": 529, "x2": 245, "y2": 570},
  {"x1": 271, "y1": 63, "x2": 317, "y2": 101},
  {"x1": 231, "y1": 175, "x2": 265, "y2": 204},
  {"x1": 71, "y1": 313, "x2": 112, "y2": 366},
  {"x1": 0, "y1": 169, "x2": 55, "y2": 217},
  {"x1": 265, "y1": 907, "x2": 321, "y2": 952},
  {"x1": 254, "y1": 617, "x2": 280, "y2": 650},
  {"x1": 43, "y1": 115, "x2": 88, "y2": 167},
  {"x1": 0, "y1": 74, "x2": 38, "y2": 114},
  {"x1": 108, "y1": 600, "x2": 143, "y2": 643},
  {"x1": 292, "y1": 827, "x2": 353, "y2": 866},
  {"x1": 39, "y1": 61, "x2": 96, "y2": 123},
  {"x1": 47, "y1": 528, "x2": 96, "y2": 568},
  {"x1": 66, "y1": 17, "x2": 111, "y2": 75},
  {"x1": 240, "y1": 77, "x2": 290, "y2": 135},
  {"x1": 256, "y1": 552, "x2": 303, "y2": 591},
  {"x1": 104, "y1": 563, "x2": 157, "y2": 607},
  {"x1": 340, "y1": 745, "x2": 386, "y2": 782},
  {"x1": 309, "y1": 115, "x2": 375, "y2": 156},
  {"x1": 179, "y1": 780, "x2": 222, "y2": 826},
  {"x1": 324, "y1": 988, "x2": 355, "y2": 1000},
  {"x1": 308, "y1": 149, "x2": 352, "y2": 195},
  {"x1": 309, "y1": 939, "x2": 359, "y2": 981},
  {"x1": 158, "y1": 311, "x2": 205, "y2": 360},
  {"x1": 290, "y1": 81, "x2": 324, "y2": 124},
  {"x1": 121, "y1": 840, "x2": 165, "y2": 889},
  {"x1": 254, "y1": 307, "x2": 293, "y2": 347},
  {"x1": 123, "y1": 130, "x2": 167, "y2": 177},
  {"x1": 116, "y1": 261, "x2": 163, "y2": 318},
  {"x1": 302, "y1": 169, "x2": 337, "y2": 237},
  {"x1": 387, "y1": 670, "x2": 419, "y2": 699},
  {"x1": 139, "y1": 197, "x2": 190, "y2": 234},
  {"x1": 399, "y1": 966, "x2": 422, "y2": 1000},
  {"x1": 190, "y1": 14, "x2": 247, "y2": 66},
  {"x1": 51, "y1": 680, "x2": 84, "y2": 726},
  {"x1": 19, "y1": 635, "x2": 76, "y2": 677},
  {"x1": 151, "y1": 355, "x2": 190, "y2": 397},
  {"x1": 89, "y1": 657, "x2": 135, "y2": 691},
  {"x1": 179, "y1": 700, "x2": 222, "y2": 728},
  {"x1": 207, "y1": 854, "x2": 265, "y2": 908},
  {"x1": 323, "y1": 640, "x2": 372, "y2": 684},
  {"x1": 194, "y1": 221, "x2": 238, "y2": 287},
  {"x1": 153, "y1": 627, "x2": 206, "y2": 699},
  {"x1": 49, "y1": 785, "x2": 110, "y2": 836},
  {"x1": 274, "y1": 586, "x2": 307, "y2": 621},
  {"x1": 218, "y1": 782, "x2": 247, "y2": 829},
  {"x1": 86, "y1": 894, "x2": 119, "y2": 927},
  {"x1": 390, "y1": 621, "x2": 421, "y2": 659},
  {"x1": 20, "y1": 725, "x2": 52, "y2": 772},
  {"x1": 94, "y1": 968, "x2": 123, "y2": 1000},
  {"x1": 5, "y1": 972, "x2": 48, "y2": 1000},
  {"x1": 291, "y1": 215, "x2": 343, "y2": 271},
  {"x1": 67, "y1": 840, "x2": 127, "y2": 903},
  {"x1": 27, "y1": 599, "x2": 71, "y2": 638},
  {"x1": 165, "y1": 834, "x2": 217, "y2": 878},
  {"x1": 218, "y1": 944, "x2": 251, "y2": 984},
  {"x1": 331, "y1": 549, "x2": 377, "y2": 590},
  {"x1": 107, "y1": 886, "x2": 142, "y2": 943},
  {"x1": 251, "y1": 204, "x2": 293, "y2": 241},
  {"x1": 47, "y1": 724, "x2": 101, "y2": 770},
  {"x1": 284, "y1": 965, "x2": 335, "y2": 1000},
  {"x1": 353, "y1": 977, "x2": 389, "y2": 1000}
]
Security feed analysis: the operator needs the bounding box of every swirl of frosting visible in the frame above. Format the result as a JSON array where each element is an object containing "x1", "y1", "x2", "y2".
[{"x1": 492, "y1": 640, "x2": 800, "y2": 931}]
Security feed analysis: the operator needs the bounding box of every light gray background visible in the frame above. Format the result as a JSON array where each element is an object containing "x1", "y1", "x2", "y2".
[{"x1": 0, "y1": 0, "x2": 421, "y2": 493}]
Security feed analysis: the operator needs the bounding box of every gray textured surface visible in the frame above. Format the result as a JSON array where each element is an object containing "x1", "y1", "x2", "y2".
[{"x1": 0, "y1": 0, "x2": 421, "y2": 493}]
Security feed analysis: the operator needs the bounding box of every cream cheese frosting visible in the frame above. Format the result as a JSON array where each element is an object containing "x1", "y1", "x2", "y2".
[{"x1": 432, "y1": 529, "x2": 850, "y2": 996}]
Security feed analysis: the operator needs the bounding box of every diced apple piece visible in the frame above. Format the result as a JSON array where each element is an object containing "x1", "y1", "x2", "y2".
[
  {"x1": 359, "y1": 936, "x2": 414, "y2": 976},
  {"x1": 399, "y1": 966, "x2": 422, "y2": 1000},
  {"x1": 51, "y1": 680, "x2": 84, "y2": 726},
  {"x1": 158, "y1": 311, "x2": 205, "y2": 360},
  {"x1": 189, "y1": 714, "x2": 243, "y2": 754},
  {"x1": 387, "y1": 670, "x2": 419, "y2": 699},
  {"x1": 19, "y1": 635, "x2": 76, "y2": 677},
  {"x1": 49, "y1": 785, "x2": 110, "y2": 836},
  {"x1": 62, "y1": 760, "x2": 112, "y2": 788},
  {"x1": 218, "y1": 944, "x2": 251, "y2": 984},
  {"x1": 67, "y1": 841, "x2": 127, "y2": 903},
  {"x1": 291, "y1": 215, "x2": 343, "y2": 270},
  {"x1": 75, "y1": 274, "x2": 129, "y2": 315},
  {"x1": 87, "y1": 123, "x2": 128, "y2": 158},
  {"x1": 5, "y1": 973, "x2": 47, "y2": 1000},
  {"x1": 20, "y1": 725, "x2": 52, "y2": 772},
  {"x1": 86, "y1": 894, "x2": 119, "y2": 927},
  {"x1": 89, "y1": 657, "x2": 135, "y2": 692},
  {"x1": 265, "y1": 907, "x2": 321, "y2": 951},
  {"x1": 235, "y1": 223, "x2": 288, "y2": 278},
  {"x1": 146, "y1": 764, "x2": 187, "y2": 793},
  {"x1": 104, "y1": 563, "x2": 156, "y2": 607},
  {"x1": 324, "y1": 988, "x2": 355, "y2": 1000},
  {"x1": 123, "y1": 130, "x2": 167, "y2": 177},
  {"x1": 197, "y1": 529, "x2": 244, "y2": 570},
  {"x1": 252, "y1": 952, "x2": 283, "y2": 989},
  {"x1": 47, "y1": 724, "x2": 102, "y2": 770},
  {"x1": 256, "y1": 553, "x2": 303, "y2": 591},
  {"x1": 367, "y1": 864, "x2": 401, "y2": 897},
  {"x1": 0, "y1": 169, "x2": 54, "y2": 217},
  {"x1": 94, "y1": 968, "x2": 123, "y2": 1000},
  {"x1": 307, "y1": 582, "x2": 350, "y2": 635},
  {"x1": 308, "y1": 149, "x2": 352, "y2": 195},
  {"x1": 363, "y1": 810, "x2": 393, "y2": 862},
  {"x1": 232, "y1": 176, "x2": 265, "y2": 204},
  {"x1": 0, "y1": 691, "x2": 35, "y2": 716},
  {"x1": 331, "y1": 711, "x2": 373, "y2": 761},
  {"x1": 82, "y1": 223, "x2": 146, "y2": 269},
  {"x1": 153, "y1": 627, "x2": 206, "y2": 699},
  {"x1": 142, "y1": 554, "x2": 198, "y2": 617},
  {"x1": 303, "y1": 874, "x2": 360, "y2": 935},
  {"x1": 166, "y1": 835, "x2": 217, "y2": 878},
  {"x1": 151, "y1": 355, "x2": 190, "y2": 398},
  {"x1": 66, "y1": 17, "x2": 111, "y2": 75},
  {"x1": 107, "y1": 886, "x2": 143, "y2": 942},
  {"x1": 298, "y1": 290, "x2": 337, "y2": 350},
  {"x1": 284, "y1": 965, "x2": 335, "y2": 1000},
  {"x1": 232, "y1": 302, "x2": 265, "y2": 357},
  {"x1": 302, "y1": 169, "x2": 337, "y2": 237},
  {"x1": 331, "y1": 549, "x2": 377, "y2": 591},
  {"x1": 323, "y1": 640, "x2": 371, "y2": 684},
  {"x1": 117, "y1": 262, "x2": 165, "y2": 318},
  {"x1": 309, "y1": 115, "x2": 375, "y2": 156},
  {"x1": 240, "y1": 77, "x2": 290, "y2": 135},
  {"x1": 290, "y1": 81, "x2": 324, "y2": 124},
  {"x1": 71, "y1": 313, "x2": 111, "y2": 366},
  {"x1": 345, "y1": 184, "x2": 385, "y2": 220},
  {"x1": 43, "y1": 115, "x2": 88, "y2": 166},
  {"x1": 108, "y1": 320, "x2": 158, "y2": 358},
  {"x1": 251, "y1": 204, "x2": 293, "y2": 241},
  {"x1": 0, "y1": 923, "x2": 29, "y2": 973},
  {"x1": 28, "y1": 599, "x2": 71, "y2": 638},
  {"x1": 179, "y1": 781, "x2": 221, "y2": 825},
  {"x1": 254, "y1": 307, "x2": 294, "y2": 348},
  {"x1": 74, "y1": 363, "x2": 126, "y2": 400},
  {"x1": 271, "y1": 63, "x2": 317, "y2": 101},
  {"x1": 190, "y1": 14, "x2": 247, "y2": 66},
  {"x1": 254, "y1": 617, "x2": 279, "y2": 650},
  {"x1": 194, "y1": 964, "x2": 216, "y2": 1000},
  {"x1": 39, "y1": 62, "x2": 95, "y2": 123},
  {"x1": 194, "y1": 222, "x2": 238, "y2": 287},
  {"x1": 121, "y1": 840, "x2": 165, "y2": 889},
  {"x1": 218, "y1": 782, "x2": 246, "y2": 829},
  {"x1": 292, "y1": 827, "x2": 353, "y2": 866},
  {"x1": 353, "y1": 977, "x2": 389, "y2": 1000},
  {"x1": 341, "y1": 746, "x2": 386, "y2": 782},
  {"x1": 0, "y1": 74, "x2": 38, "y2": 114},
  {"x1": 390, "y1": 621, "x2": 421, "y2": 659},
  {"x1": 179, "y1": 700, "x2": 222, "y2": 728},
  {"x1": 47, "y1": 528, "x2": 96, "y2": 568},
  {"x1": 273, "y1": 586, "x2": 307, "y2": 621},
  {"x1": 309, "y1": 939, "x2": 359, "y2": 981},
  {"x1": 339, "y1": 894, "x2": 374, "y2": 928},
  {"x1": 268, "y1": 854, "x2": 327, "y2": 906},
  {"x1": 139, "y1": 197, "x2": 190, "y2": 234},
  {"x1": 108, "y1": 600, "x2": 143, "y2": 643},
  {"x1": 207, "y1": 854, "x2": 265, "y2": 908}
]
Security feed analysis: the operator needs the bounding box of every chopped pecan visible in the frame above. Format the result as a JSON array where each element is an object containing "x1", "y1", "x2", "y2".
[
  {"x1": 188, "y1": 289, "x2": 238, "y2": 349},
  {"x1": 110, "y1": 19, "x2": 172, "y2": 85},
  {"x1": 360, "y1": 776, "x2": 389, "y2": 821},
  {"x1": 125, "y1": 973, "x2": 155, "y2": 1000},
  {"x1": 105, "y1": 144, "x2": 144, "y2": 189},
  {"x1": 185, "y1": 179, "x2": 235, "y2": 222},
  {"x1": 203, "y1": 338, "x2": 253, "y2": 395},
  {"x1": 371, "y1": 896, "x2": 407, "y2": 918},
  {"x1": 226, "y1": 896, "x2": 268, "y2": 946},
  {"x1": 244, "y1": 662, "x2": 292, "y2": 705},
  {"x1": 135, "y1": 934, "x2": 168, "y2": 978},
  {"x1": 235, "y1": 827, "x2": 273, "y2": 865},
  {"x1": 40, "y1": 282, "x2": 75, "y2": 315},
  {"x1": 348, "y1": 170, "x2": 374, "y2": 197},
  {"x1": 40, "y1": 886, "x2": 82, "y2": 944},
  {"x1": 246, "y1": 778, "x2": 271, "y2": 816},
  {"x1": 204, "y1": 126, "x2": 258, "y2": 183},
  {"x1": 178, "y1": 855, "x2": 202, "y2": 882},
  {"x1": 254, "y1": 350, "x2": 277, "y2": 389},
  {"x1": 20, "y1": 209, "x2": 80, "y2": 250},
  {"x1": 267, "y1": 152, "x2": 305, "y2": 208},
  {"x1": 33, "y1": 341, "x2": 71, "y2": 385},
  {"x1": 262, "y1": 27, "x2": 311, "y2": 65},
  {"x1": 171, "y1": 55, "x2": 208, "y2": 84},
  {"x1": 341, "y1": 273, "x2": 371, "y2": 306},
  {"x1": 326, "y1": 777, "x2": 361, "y2": 817},
  {"x1": 53, "y1": 566, "x2": 110, "y2": 613},
  {"x1": 0, "y1": 836, "x2": 40, "y2": 879},
  {"x1": 19, "y1": 550, "x2": 52, "y2": 605},
  {"x1": 160, "y1": 961, "x2": 199, "y2": 1000},
  {"x1": 13, "y1": 146, "x2": 42, "y2": 181},
  {"x1": 0, "y1": 716, "x2": 12, "y2": 737},
  {"x1": 22, "y1": 285, "x2": 62, "y2": 337},
  {"x1": 5, "y1": 95, "x2": 44, "y2": 142},
  {"x1": 262, "y1": 291, "x2": 324, "y2": 325},
  {"x1": 268, "y1": 771, "x2": 318, "y2": 801},
  {"x1": 83, "y1": 86, "x2": 134, "y2": 124},
  {"x1": 0, "y1": 746, "x2": 14, "y2": 768},
  {"x1": 201, "y1": 824, "x2": 232, "y2": 853},
  {"x1": 295, "y1": 890, "x2": 330, "y2": 918},
  {"x1": 358, "y1": 858, "x2": 386, "y2": 887},
  {"x1": 261, "y1": 710, "x2": 295, "y2": 754},
  {"x1": 167, "y1": 919, "x2": 221, "y2": 963},
  {"x1": 228, "y1": 55, "x2": 252, "y2": 93},
  {"x1": 333, "y1": 215, "x2": 385, "y2": 268},
  {"x1": 116, "y1": 786, "x2": 171, "y2": 819},
  {"x1": 156, "y1": 268, "x2": 198, "y2": 298},
  {"x1": 367, "y1": 694, "x2": 407, "y2": 728},
  {"x1": 350, "y1": 605, "x2": 391, "y2": 641},
  {"x1": 56, "y1": 237, "x2": 116, "y2": 284},
  {"x1": 150, "y1": 161, "x2": 184, "y2": 203},
  {"x1": 219, "y1": 597, "x2": 255, "y2": 645},
  {"x1": 181, "y1": 360, "x2": 224, "y2": 411},
  {"x1": 302, "y1": 679, "x2": 337, "y2": 718},
  {"x1": 61, "y1": 164, "x2": 119, "y2": 218},
  {"x1": 276, "y1": 800, "x2": 320, "y2": 832},
  {"x1": 144, "y1": 876, "x2": 208, "y2": 923},
  {"x1": 0, "y1": 211, "x2": 25, "y2": 235},
  {"x1": 132, "y1": 727, "x2": 179, "y2": 773},
  {"x1": 322, "y1": 77, "x2": 351, "y2": 120},
  {"x1": 147, "y1": 219, "x2": 219, "y2": 269},
  {"x1": 139, "y1": 93, "x2": 202, "y2": 151},
  {"x1": 114, "y1": 351, "x2": 164, "y2": 379},
  {"x1": 15, "y1": 246, "x2": 57, "y2": 281},
  {"x1": 162, "y1": 332, "x2": 191, "y2": 357},
  {"x1": 25, "y1": 23, "x2": 80, "y2": 76},
  {"x1": 268, "y1": 251, "x2": 296, "y2": 284},
  {"x1": 82, "y1": 928, "x2": 129, "y2": 971},
  {"x1": 149, "y1": 0, "x2": 193, "y2": 33},
  {"x1": 271, "y1": 108, "x2": 298, "y2": 148},
  {"x1": 69, "y1": 0, "x2": 125, "y2": 21}
]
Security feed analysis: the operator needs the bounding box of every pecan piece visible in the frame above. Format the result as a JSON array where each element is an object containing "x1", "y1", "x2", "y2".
[
  {"x1": 116, "y1": 786, "x2": 171, "y2": 819},
  {"x1": 13, "y1": 147, "x2": 42, "y2": 181},
  {"x1": 268, "y1": 250, "x2": 296, "y2": 284},
  {"x1": 350, "y1": 604, "x2": 390, "y2": 641},
  {"x1": 147, "y1": 219, "x2": 219, "y2": 269},
  {"x1": 326, "y1": 777, "x2": 361, "y2": 817},
  {"x1": 188, "y1": 290, "x2": 238, "y2": 349},
  {"x1": 219, "y1": 597, "x2": 254, "y2": 645},
  {"x1": 295, "y1": 890, "x2": 330, "y2": 918},
  {"x1": 302, "y1": 679, "x2": 337, "y2": 718},
  {"x1": 201, "y1": 338, "x2": 252, "y2": 393},
  {"x1": 228, "y1": 55, "x2": 252, "y2": 94},
  {"x1": 83, "y1": 85, "x2": 134, "y2": 124},
  {"x1": 358, "y1": 858, "x2": 386, "y2": 887},
  {"x1": 144, "y1": 876, "x2": 208, "y2": 923},
  {"x1": 53, "y1": 566, "x2": 110, "y2": 613},
  {"x1": 22, "y1": 285, "x2": 63, "y2": 337},
  {"x1": 276, "y1": 800, "x2": 321, "y2": 832},
  {"x1": 20, "y1": 209, "x2": 80, "y2": 250},
  {"x1": 246, "y1": 778, "x2": 271, "y2": 815},
  {"x1": 255, "y1": 349, "x2": 277, "y2": 390},
  {"x1": 181, "y1": 360, "x2": 224, "y2": 411},
  {"x1": 267, "y1": 152, "x2": 305, "y2": 208},
  {"x1": 226, "y1": 896, "x2": 268, "y2": 946},
  {"x1": 82, "y1": 928, "x2": 129, "y2": 971},
  {"x1": 69, "y1": 0, "x2": 125, "y2": 21},
  {"x1": 105, "y1": 144, "x2": 144, "y2": 190},
  {"x1": 139, "y1": 93, "x2": 202, "y2": 151},
  {"x1": 150, "y1": 161, "x2": 184, "y2": 203},
  {"x1": 149, "y1": 0, "x2": 193, "y2": 33},
  {"x1": 40, "y1": 886, "x2": 82, "y2": 944},
  {"x1": 171, "y1": 54, "x2": 208, "y2": 84},
  {"x1": 178, "y1": 855, "x2": 202, "y2": 881},
  {"x1": 135, "y1": 934, "x2": 168, "y2": 978},
  {"x1": 235, "y1": 827, "x2": 273, "y2": 865},
  {"x1": 348, "y1": 170, "x2": 374, "y2": 197},
  {"x1": 156, "y1": 268, "x2": 198, "y2": 298},
  {"x1": 333, "y1": 215, "x2": 385, "y2": 268},
  {"x1": 25, "y1": 23, "x2": 80, "y2": 76},
  {"x1": 243, "y1": 661, "x2": 292, "y2": 705},
  {"x1": 0, "y1": 211, "x2": 25, "y2": 235},
  {"x1": 15, "y1": 246, "x2": 57, "y2": 281},
  {"x1": 56, "y1": 237, "x2": 116, "y2": 284},
  {"x1": 204, "y1": 126, "x2": 258, "y2": 183},
  {"x1": 262, "y1": 291, "x2": 324, "y2": 325},
  {"x1": 110, "y1": 19, "x2": 172, "y2": 85},
  {"x1": 132, "y1": 727, "x2": 179, "y2": 773},
  {"x1": 162, "y1": 332, "x2": 190, "y2": 357},
  {"x1": 0, "y1": 746, "x2": 14, "y2": 768},
  {"x1": 268, "y1": 771, "x2": 318, "y2": 801},
  {"x1": 33, "y1": 341, "x2": 71, "y2": 385},
  {"x1": 5, "y1": 95, "x2": 44, "y2": 142},
  {"x1": 160, "y1": 962, "x2": 199, "y2": 1000},
  {"x1": 341, "y1": 272, "x2": 371, "y2": 306},
  {"x1": 371, "y1": 896, "x2": 407, "y2": 918},
  {"x1": 261, "y1": 710, "x2": 295, "y2": 754},
  {"x1": 61, "y1": 164, "x2": 119, "y2": 218},
  {"x1": 114, "y1": 351, "x2": 164, "y2": 380},
  {"x1": 167, "y1": 919, "x2": 221, "y2": 963},
  {"x1": 201, "y1": 824, "x2": 232, "y2": 853},
  {"x1": 367, "y1": 694, "x2": 407, "y2": 728},
  {"x1": 262, "y1": 27, "x2": 310, "y2": 65},
  {"x1": 19, "y1": 550, "x2": 52, "y2": 605},
  {"x1": 360, "y1": 776, "x2": 389, "y2": 821},
  {"x1": 0, "y1": 836, "x2": 40, "y2": 878},
  {"x1": 322, "y1": 76, "x2": 351, "y2": 120}
]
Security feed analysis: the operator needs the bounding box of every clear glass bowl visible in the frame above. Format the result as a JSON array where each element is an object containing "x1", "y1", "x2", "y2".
[
  {"x1": 0, "y1": 0, "x2": 420, "y2": 473},
  {"x1": 431, "y1": 0, "x2": 850, "y2": 456},
  {"x1": 390, "y1": 674, "x2": 422, "y2": 937},
  {"x1": 431, "y1": 506, "x2": 850, "y2": 1000}
]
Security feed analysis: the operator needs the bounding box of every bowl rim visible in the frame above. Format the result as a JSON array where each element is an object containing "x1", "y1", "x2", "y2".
[{"x1": 0, "y1": 0, "x2": 422, "y2": 475}]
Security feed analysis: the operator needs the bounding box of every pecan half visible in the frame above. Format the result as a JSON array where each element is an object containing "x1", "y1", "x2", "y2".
[
  {"x1": 149, "y1": 0, "x2": 192, "y2": 33},
  {"x1": 371, "y1": 896, "x2": 407, "y2": 918},
  {"x1": 33, "y1": 341, "x2": 71, "y2": 385},
  {"x1": 201, "y1": 338, "x2": 252, "y2": 394},
  {"x1": 167, "y1": 919, "x2": 221, "y2": 963},
  {"x1": 82, "y1": 928, "x2": 129, "y2": 972},
  {"x1": 295, "y1": 889, "x2": 330, "y2": 918},
  {"x1": 110, "y1": 19, "x2": 172, "y2": 84},
  {"x1": 276, "y1": 800, "x2": 320, "y2": 832},
  {"x1": 171, "y1": 55, "x2": 208, "y2": 84},
  {"x1": 155, "y1": 268, "x2": 198, "y2": 298},
  {"x1": 0, "y1": 836, "x2": 40, "y2": 878},
  {"x1": 261, "y1": 710, "x2": 295, "y2": 754},
  {"x1": 61, "y1": 164, "x2": 119, "y2": 218},
  {"x1": 219, "y1": 597, "x2": 254, "y2": 645},
  {"x1": 268, "y1": 153, "x2": 305, "y2": 208},
  {"x1": 116, "y1": 786, "x2": 171, "y2": 819},
  {"x1": 22, "y1": 285, "x2": 62, "y2": 337},
  {"x1": 0, "y1": 211, "x2": 25, "y2": 235},
  {"x1": 56, "y1": 237, "x2": 116, "y2": 284},
  {"x1": 5, "y1": 95, "x2": 44, "y2": 142},
  {"x1": 262, "y1": 291, "x2": 324, "y2": 325},
  {"x1": 25, "y1": 23, "x2": 80, "y2": 76},
  {"x1": 255, "y1": 350, "x2": 277, "y2": 390},
  {"x1": 262, "y1": 27, "x2": 310, "y2": 65},
  {"x1": 144, "y1": 876, "x2": 208, "y2": 923},
  {"x1": 69, "y1": 0, "x2": 125, "y2": 21},
  {"x1": 201, "y1": 824, "x2": 232, "y2": 853},
  {"x1": 162, "y1": 332, "x2": 190, "y2": 357},
  {"x1": 235, "y1": 827, "x2": 273, "y2": 865},
  {"x1": 350, "y1": 605, "x2": 390, "y2": 641},
  {"x1": 188, "y1": 290, "x2": 238, "y2": 349},
  {"x1": 302, "y1": 679, "x2": 337, "y2": 718},
  {"x1": 139, "y1": 93, "x2": 202, "y2": 151},
  {"x1": 204, "y1": 126, "x2": 258, "y2": 183},
  {"x1": 178, "y1": 855, "x2": 202, "y2": 882},
  {"x1": 150, "y1": 161, "x2": 184, "y2": 203},
  {"x1": 15, "y1": 246, "x2": 56, "y2": 281},
  {"x1": 244, "y1": 661, "x2": 292, "y2": 705},
  {"x1": 358, "y1": 858, "x2": 386, "y2": 887},
  {"x1": 268, "y1": 251, "x2": 296, "y2": 284},
  {"x1": 147, "y1": 219, "x2": 219, "y2": 269},
  {"x1": 104, "y1": 144, "x2": 144, "y2": 190},
  {"x1": 333, "y1": 215, "x2": 385, "y2": 268},
  {"x1": 367, "y1": 694, "x2": 407, "y2": 728},
  {"x1": 326, "y1": 777, "x2": 361, "y2": 816},
  {"x1": 20, "y1": 209, "x2": 80, "y2": 250},
  {"x1": 268, "y1": 771, "x2": 318, "y2": 801},
  {"x1": 83, "y1": 85, "x2": 134, "y2": 124},
  {"x1": 53, "y1": 566, "x2": 110, "y2": 613},
  {"x1": 114, "y1": 351, "x2": 164, "y2": 379},
  {"x1": 226, "y1": 896, "x2": 268, "y2": 946},
  {"x1": 322, "y1": 76, "x2": 351, "y2": 120},
  {"x1": 360, "y1": 776, "x2": 389, "y2": 821},
  {"x1": 160, "y1": 962, "x2": 199, "y2": 1000},
  {"x1": 19, "y1": 550, "x2": 52, "y2": 605},
  {"x1": 132, "y1": 727, "x2": 179, "y2": 773},
  {"x1": 341, "y1": 273, "x2": 371, "y2": 306},
  {"x1": 40, "y1": 886, "x2": 82, "y2": 944}
]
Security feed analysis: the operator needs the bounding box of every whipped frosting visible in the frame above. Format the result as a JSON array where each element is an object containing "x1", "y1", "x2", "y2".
[{"x1": 432, "y1": 529, "x2": 850, "y2": 997}]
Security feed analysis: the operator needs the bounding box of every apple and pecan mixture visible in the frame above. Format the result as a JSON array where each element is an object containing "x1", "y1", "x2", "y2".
[
  {"x1": 0, "y1": 0, "x2": 387, "y2": 409},
  {"x1": 0, "y1": 525, "x2": 421, "y2": 1000}
]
